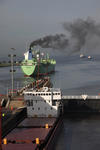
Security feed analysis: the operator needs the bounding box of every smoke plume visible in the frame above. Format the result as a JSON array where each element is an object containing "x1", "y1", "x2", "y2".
[
  {"x1": 63, "y1": 18, "x2": 100, "y2": 54},
  {"x1": 30, "y1": 34, "x2": 68, "y2": 50},
  {"x1": 30, "y1": 18, "x2": 100, "y2": 54}
]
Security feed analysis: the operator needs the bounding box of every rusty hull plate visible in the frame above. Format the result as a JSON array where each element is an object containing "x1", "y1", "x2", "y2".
[{"x1": 2, "y1": 143, "x2": 37, "y2": 150}]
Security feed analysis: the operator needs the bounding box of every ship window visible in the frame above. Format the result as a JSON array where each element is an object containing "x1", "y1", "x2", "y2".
[
  {"x1": 33, "y1": 94, "x2": 34, "y2": 96},
  {"x1": 26, "y1": 100, "x2": 30, "y2": 106},
  {"x1": 32, "y1": 107, "x2": 34, "y2": 110},
  {"x1": 52, "y1": 101, "x2": 56, "y2": 106},
  {"x1": 49, "y1": 93, "x2": 51, "y2": 95},
  {"x1": 51, "y1": 107, "x2": 53, "y2": 110},
  {"x1": 46, "y1": 93, "x2": 48, "y2": 96},
  {"x1": 30, "y1": 100, "x2": 33, "y2": 106},
  {"x1": 44, "y1": 100, "x2": 46, "y2": 103},
  {"x1": 38, "y1": 93, "x2": 40, "y2": 96},
  {"x1": 38, "y1": 107, "x2": 40, "y2": 110}
]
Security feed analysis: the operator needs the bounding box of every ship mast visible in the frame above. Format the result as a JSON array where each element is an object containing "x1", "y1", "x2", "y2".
[
  {"x1": 46, "y1": 53, "x2": 49, "y2": 76},
  {"x1": 36, "y1": 52, "x2": 40, "y2": 89}
]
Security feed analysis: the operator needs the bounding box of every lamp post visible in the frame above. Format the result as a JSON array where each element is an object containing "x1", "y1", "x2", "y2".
[{"x1": 8, "y1": 48, "x2": 16, "y2": 97}]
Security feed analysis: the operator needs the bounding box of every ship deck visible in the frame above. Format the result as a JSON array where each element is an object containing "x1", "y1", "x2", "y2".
[{"x1": 2, "y1": 117, "x2": 57, "y2": 150}]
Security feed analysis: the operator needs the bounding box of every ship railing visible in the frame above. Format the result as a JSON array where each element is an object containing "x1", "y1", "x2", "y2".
[
  {"x1": 62, "y1": 95, "x2": 100, "y2": 100},
  {"x1": 49, "y1": 88, "x2": 61, "y2": 92}
]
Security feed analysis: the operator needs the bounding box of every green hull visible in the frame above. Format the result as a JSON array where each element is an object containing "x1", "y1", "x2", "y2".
[
  {"x1": 21, "y1": 60, "x2": 55, "y2": 76},
  {"x1": 21, "y1": 48, "x2": 56, "y2": 76}
]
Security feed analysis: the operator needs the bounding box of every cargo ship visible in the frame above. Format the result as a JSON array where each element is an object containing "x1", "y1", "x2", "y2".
[
  {"x1": 21, "y1": 47, "x2": 56, "y2": 76},
  {"x1": 2, "y1": 86, "x2": 63, "y2": 150}
]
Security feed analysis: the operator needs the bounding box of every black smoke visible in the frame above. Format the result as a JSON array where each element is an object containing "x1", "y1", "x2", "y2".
[
  {"x1": 30, "y1": 34, "x2": 68, "y2": 50},
  {"x1": 63, "y1": 18, "x2": 100, "y2": 54},
  {"x1": 30, "y1": 18, "x2": 100, "y2": 54}
]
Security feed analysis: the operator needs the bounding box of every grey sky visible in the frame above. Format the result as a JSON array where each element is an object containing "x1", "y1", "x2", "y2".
[{"x1": 0, "y1": 0, "x2": 100, "y2": 57}]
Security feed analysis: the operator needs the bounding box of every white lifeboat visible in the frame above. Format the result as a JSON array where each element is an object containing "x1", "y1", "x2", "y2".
[
  {"x1": 80, "y1": 54, "x2": 85, "y2": 58},
  {"x1": 88, "y1": 56, "x2": 92, "y2": 59}
]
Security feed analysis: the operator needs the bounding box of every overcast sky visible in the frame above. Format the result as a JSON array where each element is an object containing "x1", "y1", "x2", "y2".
[{"x1": 0, "y1": 0, "x2": 100, "y2": 57}]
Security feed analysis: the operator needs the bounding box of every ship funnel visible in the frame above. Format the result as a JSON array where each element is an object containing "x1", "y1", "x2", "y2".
[{"x1": 28, "y1": 48, "x2": 32, "y2": 60}]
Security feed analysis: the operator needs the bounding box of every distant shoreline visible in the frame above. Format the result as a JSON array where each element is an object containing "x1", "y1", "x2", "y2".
[{"x1": 0, "y1": 62, "x2": 21, "y2": 67}]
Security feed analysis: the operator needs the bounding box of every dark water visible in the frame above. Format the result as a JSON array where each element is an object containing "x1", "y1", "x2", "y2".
[
  {"x1": 1, "y1": 55, "x2": 100, "y2": 95},
  {"x1": 1, "y1": 54, "x2": 100, "y2": 149},
  {"x1": 54, "y1": 115, "x2": 100, "y2": 150}
]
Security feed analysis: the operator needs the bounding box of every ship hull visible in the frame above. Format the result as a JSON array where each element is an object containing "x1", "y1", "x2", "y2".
[{"x1": 21, "y1": 63, "x2": 55, "y2": 76}]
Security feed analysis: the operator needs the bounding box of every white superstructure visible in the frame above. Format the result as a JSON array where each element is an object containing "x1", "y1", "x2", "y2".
[
  {"x1": 24, "y1": 87, "x2": 62, "y2": 117},
  {"x1": 24, "y1": 51, "x2": 29, "y2": 60}
]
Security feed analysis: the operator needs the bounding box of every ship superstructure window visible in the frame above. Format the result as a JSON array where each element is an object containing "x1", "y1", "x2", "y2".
[
  {"x1": 52, "y1": 100, "x2": 56, "y2": 106},
  {"x1": 27, "y1": 93, "x2": 32, "y2": 96},
  {"x1": 53, "y1": 93, "x2": 56, "y2": 95},
  {"x1": 26, "y1": 100, "x2": 30, "y2": 106},
  {"x1": 38, "y1": 107, "x2": 40, "y2": 110},
  {"x1": 30, "y1": 100, "x2": 33, "y2": 106},
  {"x1": 53, "y1": 93, "x2": 60, "y2": 95}
]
